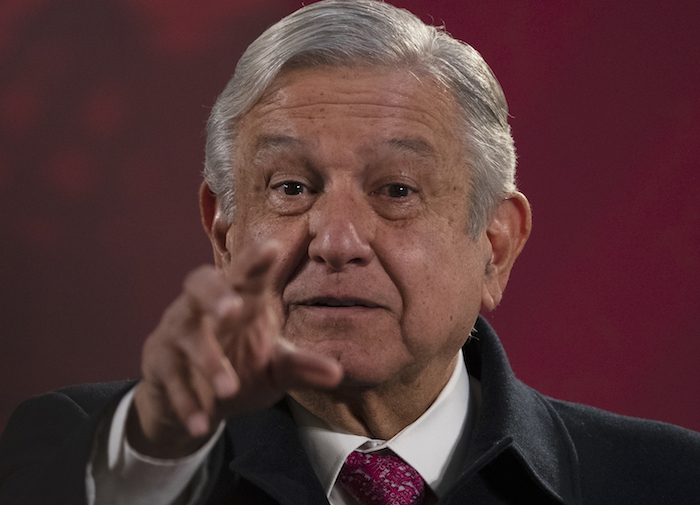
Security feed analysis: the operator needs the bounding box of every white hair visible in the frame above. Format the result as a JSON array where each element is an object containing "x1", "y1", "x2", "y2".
[{"x1": 203, "y1": 0, "x2": 516, "y2": 238}]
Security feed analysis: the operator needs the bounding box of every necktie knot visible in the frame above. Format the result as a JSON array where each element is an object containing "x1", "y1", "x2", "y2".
[{"x1": 337, "y1": 450, "x2": 426, "y2": 505}]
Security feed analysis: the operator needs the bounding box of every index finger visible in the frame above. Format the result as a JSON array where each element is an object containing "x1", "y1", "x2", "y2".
[
  {"x1": 227, "y1": 240, "x2": 281, "y2": 296},
  {"x1": 182, "y1": 265, "x2": 241, "y2": 319}
]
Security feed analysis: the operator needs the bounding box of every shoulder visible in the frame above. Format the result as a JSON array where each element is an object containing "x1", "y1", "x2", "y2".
[
  {"x1": 550, "y1": 397, "x2": 700, "y2": 452},
  {"x1": 50, "y1": 380, "x2": 136, "y2": 414},
  {"x1": 0, "y1": 381, "x2": 136, "y2": 504},
  {"x1": 1, "y1": 380, "x2": 135, "y2": 460},
  {"x1": 2, "y1": 380, "x2": 135, "y2": 445},
  {"x1": 17, "y1": 380, "x2": 134, "y2": 412},
  {"x1": 547, "y1": 397, "x2": 700, "y2": 502}
]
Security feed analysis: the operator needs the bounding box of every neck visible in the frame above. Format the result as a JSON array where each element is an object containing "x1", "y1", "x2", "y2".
[{"x1": 289, "y1": 354, "x2": 459, "y2": 439}]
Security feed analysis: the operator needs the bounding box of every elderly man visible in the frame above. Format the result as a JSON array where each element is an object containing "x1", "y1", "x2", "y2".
[{"x1": 1, "y1": 1, "x2": 699, "y2": 504}]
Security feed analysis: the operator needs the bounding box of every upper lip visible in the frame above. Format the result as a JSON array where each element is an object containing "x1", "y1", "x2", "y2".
[{"x1": 298, "y1": 296, "x2": 381, "y2": 308}]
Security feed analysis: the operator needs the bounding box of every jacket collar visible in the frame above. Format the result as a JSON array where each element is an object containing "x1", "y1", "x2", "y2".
[
  {"x1": 458, "y1": 316, "x2": 582, "y2": 505},
  {"x1": 225, "y1": 316, "x2": 582, "y2": 505},
  {"x1": 226, "y1": 401, "x2": 329, "y2": 505}
]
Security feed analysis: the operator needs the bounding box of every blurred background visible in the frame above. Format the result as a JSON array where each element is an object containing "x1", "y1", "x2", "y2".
[{"x1": 1, "y1": 0, "x2": 699, "y2": 434}]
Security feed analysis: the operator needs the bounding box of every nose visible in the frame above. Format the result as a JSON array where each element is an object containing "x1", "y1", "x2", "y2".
[{"x1": 307, "y1": 189, "x2": 374, "y2": 272}]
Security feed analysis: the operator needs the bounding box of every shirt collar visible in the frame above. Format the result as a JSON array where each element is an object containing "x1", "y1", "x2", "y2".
[{"x1": 289, "y1": 352, "x2": 473, "y2": 499}]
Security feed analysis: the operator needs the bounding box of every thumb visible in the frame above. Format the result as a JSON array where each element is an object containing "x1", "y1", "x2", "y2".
[{"x1": 269, "y1": 340, "x2": 344, "y2": 391}]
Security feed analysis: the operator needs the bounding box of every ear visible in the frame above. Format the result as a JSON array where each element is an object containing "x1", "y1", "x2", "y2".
[
  {"x1": 199, "y1": 181, "x2": 232, "y2": 269},
  {"x1": 481, "y1": 192, "x2": 532, "y2": 311}
]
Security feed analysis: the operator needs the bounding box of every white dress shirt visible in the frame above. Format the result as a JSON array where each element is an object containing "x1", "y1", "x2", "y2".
[
  {"x1": 88, "y1": 352, "x2": 475, "y2": 505},
  {"x1": 290, "y1": 352, "x2": 474, "y2": 504}
]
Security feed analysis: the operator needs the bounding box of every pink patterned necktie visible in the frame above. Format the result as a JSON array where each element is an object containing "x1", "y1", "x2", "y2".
[{"x1": 337, "y1": 450, "x2": 427, "y2": 505}]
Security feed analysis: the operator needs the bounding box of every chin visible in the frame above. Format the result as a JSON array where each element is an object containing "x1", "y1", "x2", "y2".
[{"x1": 323, "y1": 342, "x2": 411, "y2": 389}]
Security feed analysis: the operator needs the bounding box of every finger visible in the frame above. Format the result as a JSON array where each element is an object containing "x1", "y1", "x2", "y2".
[
  {"x1": 177, "y1": 313, "x2": 240, "y2": 399},
  {"x1": 182, "y1": 265, "x2": 242, "y2": 319},
  {"x1": 167, "y1": 383, "x2": 210, "y2": 438},
  {"x1": 158, "y1": 293, "x2": 241, "y2": 399},
  {"x1": 228, "y1": 240, "x2": 281, "y2": 295},
  {"x1": 149, "y1": 346, "x2": 213, "y2": 438},
  {"x1": 269, "y1": 340, "x2": 344, "y2": 391}
]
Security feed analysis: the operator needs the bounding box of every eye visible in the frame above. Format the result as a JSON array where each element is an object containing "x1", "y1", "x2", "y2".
[
  {"x1": 268, "y1": 178, "x2": 316, "y2": 215},
  {"x1": 369, "y1": 179, "x2": 421, "y2": 220},
  {"x1": 274, "y1": 181, "x2": 307, "y2": 195},
  {"x1": 377, "y1": 183, "x2": 416, "y2": 198}
]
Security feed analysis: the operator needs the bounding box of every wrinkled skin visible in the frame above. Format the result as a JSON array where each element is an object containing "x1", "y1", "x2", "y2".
[{"x1": 130, "y1": 67, "x2": 531, "y2": 456}]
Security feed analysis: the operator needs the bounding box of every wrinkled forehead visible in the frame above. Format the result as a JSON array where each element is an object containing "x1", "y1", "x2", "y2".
[
  {"x1": 236, "y1": 66, "x2": 467, "y2": 154},
  {"x1": 227, "y1": 67, "x2": 472, "y2": 208}
]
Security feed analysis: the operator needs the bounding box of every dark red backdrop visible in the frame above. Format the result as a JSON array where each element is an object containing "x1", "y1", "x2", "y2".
[{"x1": 2, "y1": 0, "x2": 699, "y2": 434}]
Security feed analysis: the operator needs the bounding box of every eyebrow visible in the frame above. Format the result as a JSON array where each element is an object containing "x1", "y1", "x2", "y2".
[{"x1": 250, "y1": 134, "x2": 308, "y2": 169}]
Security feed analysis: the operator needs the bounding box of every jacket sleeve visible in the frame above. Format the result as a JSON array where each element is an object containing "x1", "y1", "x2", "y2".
[{"x1": 0, "y1": 381, "x2": 135, "y2": 505}]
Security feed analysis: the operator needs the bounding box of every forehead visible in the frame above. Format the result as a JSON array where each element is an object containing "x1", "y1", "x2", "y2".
[{"x1": 235, "y1": 66, "x2": 466, "y2": 163}]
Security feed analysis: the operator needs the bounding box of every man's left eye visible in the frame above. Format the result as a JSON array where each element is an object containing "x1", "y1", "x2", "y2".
[
  {"x1": 379, "y1": 184, "x2": 415, "y2": 198},
  {"x1": 275, "y1": 181, "x2": 306, "y2": 195}
]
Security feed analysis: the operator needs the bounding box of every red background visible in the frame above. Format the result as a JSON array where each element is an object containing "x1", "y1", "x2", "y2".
[{"x1": 1, "y1": 0, "x2": 699, "y2": 434}]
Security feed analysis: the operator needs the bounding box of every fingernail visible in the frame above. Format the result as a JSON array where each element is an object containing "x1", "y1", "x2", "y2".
[
  {"x1": 215, "y1": 295, "x2": 241, "y2": 318},
  {"x1": 214, "y1": 372, "x2": 238, "y2": 398},
  {"x1": 187, "y1": 412, "x2": 210, "y2": 438}
]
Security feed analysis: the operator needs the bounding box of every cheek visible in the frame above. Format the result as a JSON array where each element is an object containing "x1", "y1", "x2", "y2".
[
  {"x1": 227, "y1": 206, "x2": 272, "y2": 250},
  {"x1": 386, "y1": 230, "x2": 484, "y2": 351}
]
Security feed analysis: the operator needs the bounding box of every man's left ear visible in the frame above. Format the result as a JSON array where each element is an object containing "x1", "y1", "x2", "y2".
[
  {"x1": 481, "y1": 192, "x2": 532, "y2": 311},
  {"x1": 199, "y1": 181, "x2": 232, "y2": 269}
]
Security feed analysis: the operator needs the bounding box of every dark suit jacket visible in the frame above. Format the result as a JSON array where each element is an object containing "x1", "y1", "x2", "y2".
[{"x1": 2, "y1": 316, "x2": 700, "y2": 504}]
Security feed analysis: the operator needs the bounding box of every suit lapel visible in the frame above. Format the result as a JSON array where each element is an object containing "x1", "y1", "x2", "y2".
[{"x1": 225, "y1": 400, "x2": 330, "y2": 505}]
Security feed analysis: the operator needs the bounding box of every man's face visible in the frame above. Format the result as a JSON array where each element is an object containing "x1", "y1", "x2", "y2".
[{"x1": 217, "y1": 67, "x2": 495, "y2": 389}]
